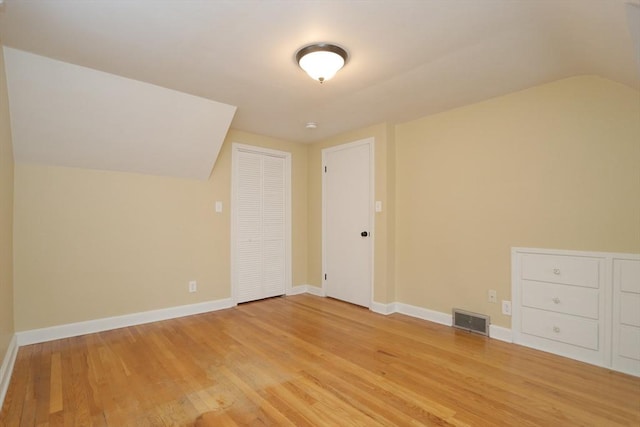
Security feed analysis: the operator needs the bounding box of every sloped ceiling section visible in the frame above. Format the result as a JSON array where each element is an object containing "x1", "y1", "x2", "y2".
[
  {"x1": 3, "y1": 47, "x2": 236, "y2": 180},
  {"x1": 1, "y1": 1, "x2": 638, "y2": 144}
]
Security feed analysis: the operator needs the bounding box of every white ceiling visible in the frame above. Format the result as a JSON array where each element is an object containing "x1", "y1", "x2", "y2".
[{"x1": 0, "y1": 0, "x2": 639, "y2": 145}]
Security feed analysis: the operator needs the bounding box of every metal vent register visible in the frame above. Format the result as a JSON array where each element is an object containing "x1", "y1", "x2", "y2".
[{"x1": 452, "y1": 309, "x2": 490, "y2": 336}]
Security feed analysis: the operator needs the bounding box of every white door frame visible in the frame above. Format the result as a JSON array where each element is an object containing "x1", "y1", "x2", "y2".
[
  {"x1": 231, "y1": 143, "x2": 292, "y2": 305},
  {"x1": 322, "y1": 137, "x2": 375, "y2": 307}
]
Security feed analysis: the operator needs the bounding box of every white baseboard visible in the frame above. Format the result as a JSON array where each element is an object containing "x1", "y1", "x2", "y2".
[
  {"x1": 16, "y1": 298, "x2": 235, "y2": 346},
  {"x1": 304, "y1": 292, "x2": 514, "y2": 341},
  {"x1": 286, "y1": 285, "x2": 309, "y2": 296},
  {"x1": 377, "y1": 301, "x2": 513, "y2": 341},
  {"x1": 306, "y1": 285, "x2": 325, "y2": 297},
  {"x1": 395, "y1": 302, "x2": 453, "y2": 326},
  {"x1": 0, "y1": 334, "x2": 18, "y2": 410},
  {"x1": 370, "y1": 301, "x2": 397, "y2": 315},
  {"x1": 0, "y1": 291, "x2": 517, "y2": 412},
  {"x1": 489, "y1": 325, "x2": 513, "y2": 342}
]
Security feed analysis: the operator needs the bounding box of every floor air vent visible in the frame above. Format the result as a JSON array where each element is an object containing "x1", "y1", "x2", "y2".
[{"x1": 452, "y1": 309, "x2": 490, "y2": 336}]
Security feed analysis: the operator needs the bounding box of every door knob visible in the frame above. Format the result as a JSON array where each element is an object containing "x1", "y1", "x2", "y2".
[{"x1": 361, "y1": 231, "x2": 368, "y2": 237}]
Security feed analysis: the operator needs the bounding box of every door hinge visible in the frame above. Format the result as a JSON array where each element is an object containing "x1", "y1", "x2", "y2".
[
  {"x1": 324, "y1": 273, "x2": 327, "y2": 280},
  {"x1": 324, "y1": 166, "x2": 327, "y2": 173}
]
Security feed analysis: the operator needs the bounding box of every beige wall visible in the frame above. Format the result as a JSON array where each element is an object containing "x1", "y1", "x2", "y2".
[
  {"x1": 10, "y1": 74, "x2": 640, "y2": 333},
  {"x1": 307, "y1": 123, "x2": 396, "y2": 303},
  {"x1": 0, "y1": 44, "x2": 15, "y2": 356},
  {"x1": 13, "y1": 129, "x2": 307, "y2": 331},
  {"x1": 395, "y1": 75, "x2": 640, "y2": 327}
]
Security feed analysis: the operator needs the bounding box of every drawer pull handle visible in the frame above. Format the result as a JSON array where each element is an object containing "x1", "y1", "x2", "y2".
[
  {"x1": 552, "y1": 297, "x2": 560, "y2": 304},
  {"x1": 553, "y1": 326, "x2": 560, "y2": 333},
  {"x1": 553, "y1": 268, "x2": 561, "y2": 275}
]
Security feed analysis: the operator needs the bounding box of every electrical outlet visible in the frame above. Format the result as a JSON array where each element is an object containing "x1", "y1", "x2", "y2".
[
  {"x1": 188, "y1": 280, "x2": 197, "y2": 293},
  {"x1": 502, "y1": 300, "x2": 512, "y2": 315},
  {"x1": 488, "y1": 289, "x2": 497, "y2": 303}
]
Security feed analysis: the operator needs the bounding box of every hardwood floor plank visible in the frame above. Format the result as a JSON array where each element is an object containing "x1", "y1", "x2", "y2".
[
  {"x1": 219, "y1": 366, "x2": 297, "y2": 427},
  {"x1": 33, "y1": 344, "x2": 53, "y2": 425},
  {"x1": 231, "y1": 310, "x2": 465, "y2": 426},
  {"x1": 2, "y1": 295, "x2": 639, "y2": 426},
  {"x1": 236, "y1": 299, "x2": 475, "y2": 424},
  {"x1": 48, "y1": 354, "x2": 63, "y2": 414}
]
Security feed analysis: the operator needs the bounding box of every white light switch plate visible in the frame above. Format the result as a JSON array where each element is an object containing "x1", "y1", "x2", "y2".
[
  {"x1": 375, "y1": 201, "x2": 382, "y2": 212},
  {"x1": 215, "y1": 201, "x2": 223, "y2": 213}
]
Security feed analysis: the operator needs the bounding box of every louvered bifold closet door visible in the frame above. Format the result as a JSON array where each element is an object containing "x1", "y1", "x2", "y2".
[
  {"x1": 236, "y1": 151, "x2": 262, "y2": 303},
  {"x1": 261, "y1": 155, "x2": 286, "y2": 298},
  {"x1": 235, "y1": 151, "x2": 286, "y2": 303}
]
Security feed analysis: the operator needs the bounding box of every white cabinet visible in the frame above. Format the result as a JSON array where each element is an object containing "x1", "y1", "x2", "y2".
[
  {"x1": 512, "y1": 248, "x2": 640, "y2": 376},
  {"x1": 521, "y1": 253, "x2": 600, "y2": 288},
  {"x1": 612, "y1": 259, "x2": 640, "y2": 375},
  {"x1": 521, "y1": 281, "x2": 599, "y2": 319}
]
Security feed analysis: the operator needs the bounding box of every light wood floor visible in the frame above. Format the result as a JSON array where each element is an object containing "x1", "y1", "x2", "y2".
[{"x1": 1, "y1": 295, "x2": 639, "y2": 426}]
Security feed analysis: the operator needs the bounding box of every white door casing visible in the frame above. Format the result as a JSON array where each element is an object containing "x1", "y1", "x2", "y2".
[
  {"x1": 231, "y1": 143, "x2": 291, "y2": 304},
  {"x1": 322, "y1": 138, "x2": 374, "y2": 307}
]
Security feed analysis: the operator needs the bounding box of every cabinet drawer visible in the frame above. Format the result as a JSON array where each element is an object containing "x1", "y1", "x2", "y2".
[
  {"x1": 616, "y1": 259, "x2": 640, "y2": 294},
  {"x1": 521, "y1": 307, "x2": 599, "y2": 350},
  {"x1": 620, "y1": 293, "x2": 640, "y2": 327},
  {"x1": 522, "y1": 280, "x2": 599, "y2": 319},
  {"x1": 521, "y1": 254, "x2": 600, "y2": 288},
  {"x1": 618, "y1": 325, "x2": 640, "y2": 361}
]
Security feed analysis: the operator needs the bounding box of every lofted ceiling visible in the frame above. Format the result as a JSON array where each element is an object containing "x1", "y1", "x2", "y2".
[
  {"x1": 0, "y1": 0, "x2": 639, "y2": 177},
  {"x1": 3, "y1": 47, "x2": 236, "y2": 180}
]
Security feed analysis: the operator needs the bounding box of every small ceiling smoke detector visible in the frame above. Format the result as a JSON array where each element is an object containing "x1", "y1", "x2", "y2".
[
  {"x1": 305, "y1": 122, "x2": 318, "y2": 129},
  {"x1": 296, "y1": 43, "x2": 348, "y2": 83}
]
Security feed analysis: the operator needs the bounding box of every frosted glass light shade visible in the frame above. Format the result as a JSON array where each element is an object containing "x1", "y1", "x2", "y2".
[{"x1": 296, "y1": 44, "x2": 348, "y2": 83}]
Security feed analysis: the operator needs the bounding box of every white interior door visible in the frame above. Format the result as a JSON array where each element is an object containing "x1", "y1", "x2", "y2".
[
  {"x1": 232, "y1": 144, "x2": 291, "y2": 304},
  {"x1": 323, "y1": 138, "x2": 373, "y2": 307}
]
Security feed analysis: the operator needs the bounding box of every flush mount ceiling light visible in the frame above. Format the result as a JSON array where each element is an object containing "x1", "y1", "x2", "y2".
[{"x1": 296, "y1": 43, "x2": 348, "y2": 83}]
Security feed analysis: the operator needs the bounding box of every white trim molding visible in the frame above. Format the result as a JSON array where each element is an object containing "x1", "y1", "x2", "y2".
[
  {"x1": 0, "y1": 334, "x2": 18, "y2": 409},
  {"x1": 1, "y1": 291, "x2": 517, "y2": 410},
  {"x1": 383, "y1": 301, "x2": 514, "y2": 341},
  {"x1": 394, "y1": 301, "x2": 513, "y2": 341},
  {"x1": 286, "y1": 285, "x2": 309, "y2": 296},
  {"x1": 370, "y1": 301, "x2": 397, "y2": 315},
  {"x1": 395, "y1": 302, "x2": 453, "y2": 326},
  {"x1": 16, "y1": 298, "x2": 234, "y2": 346},
  {"x1": 306, "y1": 285, "x2": 325, "y2": 297},
  {"x1": 286, "y1": 285, "x2": 327, "y2": 297},
  {"x1": 489, "y1": 325, "x2": 513, "y2": 342}
]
